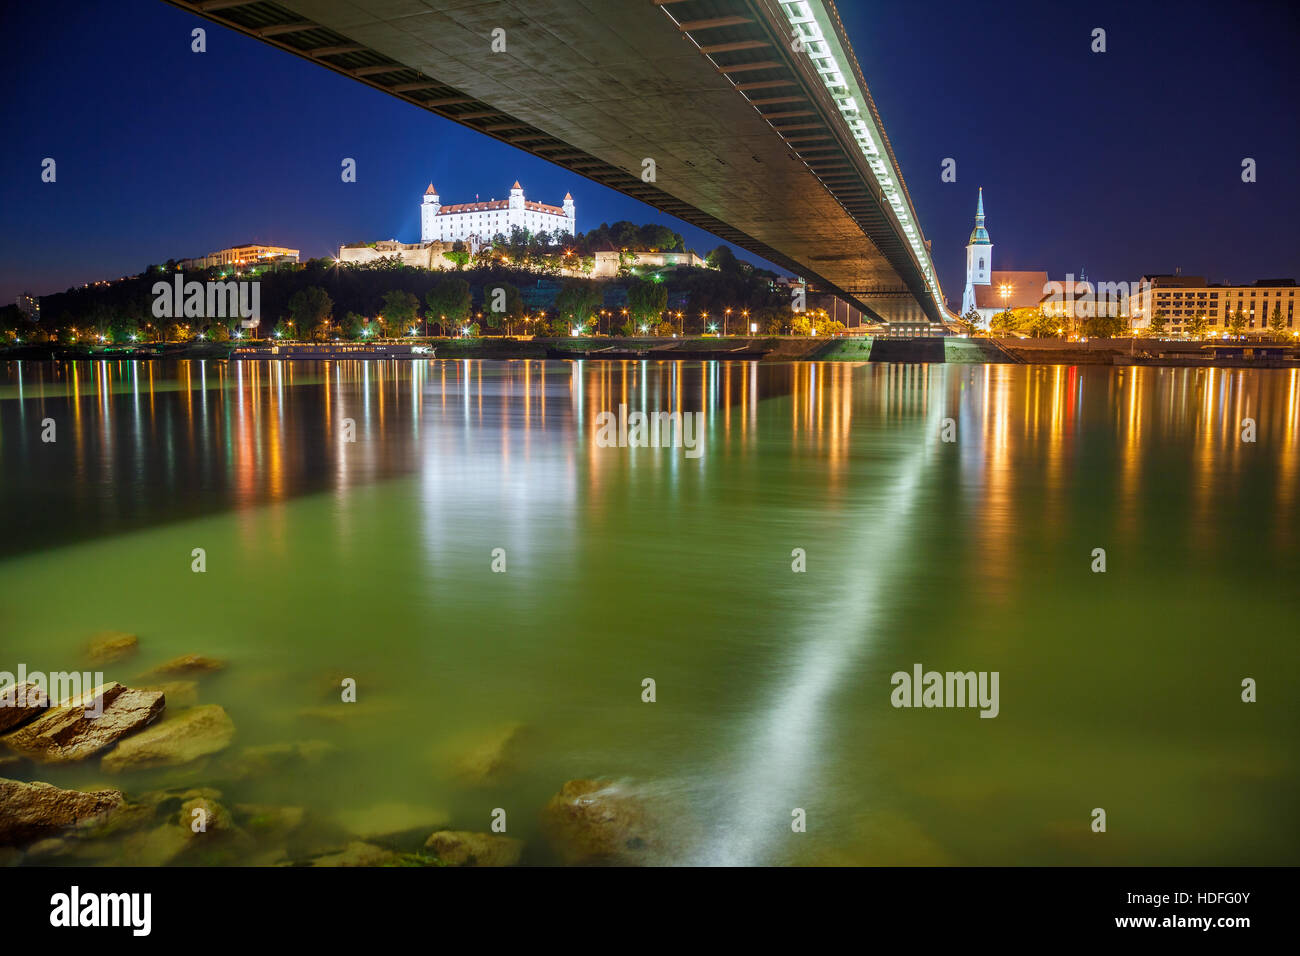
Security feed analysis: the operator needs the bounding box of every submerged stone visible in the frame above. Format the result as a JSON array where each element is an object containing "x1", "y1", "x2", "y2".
[
  {"x1": 450, "y1": 721, "x2": 526, "y2": 785},
  {"x1": 335, "y1": 802, "x2": 450, "y2": 845},
  {"x1": 101, "y1": 704, "x2": 235, "y2": 772},
  {"x1": 139, "y1": 654, "x2": 225, "y2": 679},
  {"x1": 424, "y1": 830, "x2": 523, "y2": 867},
  {"x1": 86, "y1": 631, "x2": 139, "y2": 664}
]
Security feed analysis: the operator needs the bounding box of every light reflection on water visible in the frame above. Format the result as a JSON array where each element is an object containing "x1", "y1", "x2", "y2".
[{"x1": 0, "y1": 359, "x2": 1297, "y2": 866}]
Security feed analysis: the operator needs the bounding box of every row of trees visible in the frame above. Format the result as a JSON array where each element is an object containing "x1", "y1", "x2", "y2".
[
  {"x1": 265, "y1": 276, "x2": 843, "y2": 341},
  {"x1": 955, "y1": 303, "x2": 1294, "y2": 340}
]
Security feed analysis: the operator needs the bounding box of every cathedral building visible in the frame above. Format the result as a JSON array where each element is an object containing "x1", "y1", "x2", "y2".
[
  {"x1": 420, "y1": 181, "x2": 575, "y2": 244},
  {"x1": 959, "y1": 188, "x2": 1048, "y2": 328}
]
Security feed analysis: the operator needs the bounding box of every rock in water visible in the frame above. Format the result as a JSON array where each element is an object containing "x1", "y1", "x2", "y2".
[
  {"x1": 451, "y1": 721, "x2": 525, "y2": 785},
  {"x1": 220, "y1": 740, "x2": 335, "y2": 781},
  {"x1": 100, "y1": 704, "x2": 235, "y2": 772},
  {"x1": 308, "y1": 841, "x2": 400, "y2": 867},
  {"x1": 425, "y1": 830, "x2": 523, "y2": 867},
  {"x1": 1, "y1": 684, "x2": 164, "y2": 764},
  {"x1": 139, "y1": 654, "x2": 225, "y2": 679},
  {"x1": 539, "y1": 779, "x2": 661, "y2": 865},
  {"x1": 334, "y1": 802, "x2": 450, "y2": 845},
  {"x1": 0, "y1": 682, "x2": 49, "y2": 733},
  {"x1": 87, "y1": 631, "x2": 139, "y2": 663},
  {"x1": 0, "y1": 778, "x2": 125, "y2": 846}
]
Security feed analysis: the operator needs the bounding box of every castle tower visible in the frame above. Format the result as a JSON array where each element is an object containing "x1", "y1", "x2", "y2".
[
  {"x1": 420, "y1": 183, "x2": 440, "y2": 244},
  {"x1": 562, "y1": 191, "x2": 575, "y2": 234},
  {"x1": 961, "y1": 187, "x2": 993, "y2": 316}
]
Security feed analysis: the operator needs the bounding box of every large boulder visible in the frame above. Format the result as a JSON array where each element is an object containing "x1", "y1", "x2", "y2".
[
  {"x1": 0, "y1": 778, "x2": 125, "y2": 846},
  {"x1": 100, "y1": 704, "x2": 234, "y2": 772},
  {"x1": 425, "y1": 830, "x2": 523, "y2": 867},
  {"x1": 539, "y1": 779, "x2": 662, "y2": 865},
  {"x1": 0, "y1": 681, "x2": 49, "y2": 733},
  {"x1": 1, "y1": 683, "x2": 164, "y2": 764},
  {"x1": 86, "y1": 631, "x2": 139, "y2": 664}
]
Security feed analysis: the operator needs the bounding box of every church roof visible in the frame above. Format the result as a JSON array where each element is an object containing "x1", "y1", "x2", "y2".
[
  {"x1": 968, "y1": 187, "x2": 991, "y2": 245},
  {"x1": 973, "y1": 271, "x2": 1049, "y2": 310}
]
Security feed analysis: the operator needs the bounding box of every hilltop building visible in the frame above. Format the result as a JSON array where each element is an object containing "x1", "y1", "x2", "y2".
[
  {"x1": 421, "y1": 181, "x2": 574, "y2": 244},
  {"x1": 180, "y1": 244, "x2": 299, "y2": 271}
]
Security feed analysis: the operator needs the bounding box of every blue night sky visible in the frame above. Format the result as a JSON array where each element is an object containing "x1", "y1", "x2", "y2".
[{"x1": 1, "y1": 0, "x2": 1296, "y2": 306}]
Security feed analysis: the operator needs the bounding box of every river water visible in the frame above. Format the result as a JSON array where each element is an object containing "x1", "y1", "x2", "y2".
[{"x1": 1, "y1": 359, "x2": 1296, "y2": 865}]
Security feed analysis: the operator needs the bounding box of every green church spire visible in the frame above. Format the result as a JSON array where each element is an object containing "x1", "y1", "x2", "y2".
[{"x1": 968, "y1": 187, "x2": 991, "y2": 245}]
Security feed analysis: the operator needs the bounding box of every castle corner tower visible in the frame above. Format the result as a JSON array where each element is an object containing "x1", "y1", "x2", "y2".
[{"x1": 420, "y1": 184, "x2": 441, "y2": 243}]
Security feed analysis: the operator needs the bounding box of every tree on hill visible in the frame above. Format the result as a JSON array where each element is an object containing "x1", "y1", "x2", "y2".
[
  {"x1": 288, "y1": 286, "x2": 334, "y2": 341},
  {"x1": 380, "y1": 289, "x2": 420, "y2": 337},
  {"x1": 706, "y1": 245, "x2": 741, "y2": 273},
  {"x1": 484, "y1": 282, "x2": 525, "y2": 334},
  {"x1": 425, "y1": 277, "x2": 471, "y2": 335},
  {"x1": 442, "y1": 241, "x2": 470, "y2": 270},
  {"x1": 555, "y1": 279, "x2": 602, "y2": 328},
  {"x1": 626, "y1": 277, "x2": 668, "y2": 325}
]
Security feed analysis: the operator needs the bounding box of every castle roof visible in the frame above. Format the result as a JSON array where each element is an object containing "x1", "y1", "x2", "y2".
[
  {"x1": 438, "y1": 199, "x2": 510, "y2": 214},
  {"x1": 435, "y1": 199, "x2": 568, "y2": 216},
  {"x1": 512, "y1": 180, "x2": 522, "y2": 189},
  {"x1": 968, "y1": 187, "x2": 991, "y2": 246},
  {"x1": 425, "y1": 183, "x2": 437, "y2": 195},
  {"x1": 564, "y1": 192, "x2": 572, "y2": 201}
]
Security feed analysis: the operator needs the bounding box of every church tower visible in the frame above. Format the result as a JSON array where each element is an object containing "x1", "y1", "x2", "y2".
[
  {"x1": 961, "y1": 187, "x2": 993, "y2": 316},
  {"x1": 420, "y1": 183, "x2": 440, "y2": 243}
]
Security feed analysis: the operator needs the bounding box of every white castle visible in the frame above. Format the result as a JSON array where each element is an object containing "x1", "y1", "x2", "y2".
[{"x1": 420, "y1": 180, "x2": 575, "y2": 244}]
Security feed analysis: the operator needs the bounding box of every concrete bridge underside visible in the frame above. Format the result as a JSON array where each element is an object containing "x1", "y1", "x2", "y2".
[{"x1": 169, "y1": 0, "x2": 946, "y2": 325}]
